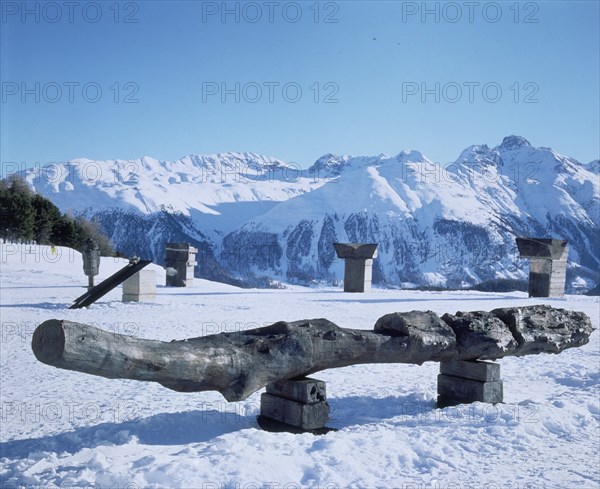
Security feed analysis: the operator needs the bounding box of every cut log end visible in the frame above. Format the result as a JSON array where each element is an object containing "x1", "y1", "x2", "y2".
[{"x1": 32, "y1": 319, "x2": 67, "y2": 365}]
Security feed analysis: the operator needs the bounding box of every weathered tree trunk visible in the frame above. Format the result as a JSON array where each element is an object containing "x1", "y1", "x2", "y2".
[{"x1": 31, "y1": 305, "x2": 593, "y2": 401}]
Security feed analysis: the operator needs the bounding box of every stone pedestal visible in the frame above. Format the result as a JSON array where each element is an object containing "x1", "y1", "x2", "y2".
[
  {"x1": 437, "y1": 360, "x2": 503, "y2": 407},
  {"x1": 333, "y1": 243, "x2": 378, "y2": 293},
  {"x1": 165, "y1": 243, "x2": 197, "y2": 287},
  {"x1": 82, "y1": 239, "x2": 100, "y2": 291},
  {"x1": 259, "y1": 378, "x2": 330, "y2": 431},
  {"x1": 122, "y1": 269, "x2": 156, "y2": 302},
  {"x1": 516, "y1": 238, "x2": 568, "y2": 298}
]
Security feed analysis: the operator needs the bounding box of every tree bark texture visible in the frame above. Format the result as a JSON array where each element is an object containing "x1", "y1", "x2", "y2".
[{"x1": 31, "y1": 305, "x2": 593, "y2": 401}]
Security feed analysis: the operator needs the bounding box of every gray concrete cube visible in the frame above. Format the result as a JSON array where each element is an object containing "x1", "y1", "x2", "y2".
[
  {"x1": 260, "y1": 393, "x2": 330, "y2": 430},
  {"x1": 440, "y1": 360, "x2": 501, "y2": 382},
  {"x1": 437, "y1": 374, "x2": 503, "y2": 404},
  {"x1": 266, "y1": 378, "x2": 326, "y2": 404},
  {"x1": 122, "y1": 269, "x2": 156, "y2": 302}
]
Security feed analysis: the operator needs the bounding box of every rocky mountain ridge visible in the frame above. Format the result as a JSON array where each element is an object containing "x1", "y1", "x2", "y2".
[{"x1": 19, "y1": 137, "x2": 600, "y2": 292}]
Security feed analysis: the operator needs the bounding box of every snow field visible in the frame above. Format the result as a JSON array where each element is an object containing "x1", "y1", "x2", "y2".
[{"x1": 1, "y1": 244, "x2": 598, "y2": 488}]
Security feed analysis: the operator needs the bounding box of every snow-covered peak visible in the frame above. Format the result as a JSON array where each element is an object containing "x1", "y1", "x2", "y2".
[
  {"x1": 307, "y1": 153, "x2": 353, "y2": 178},
  {"x1": 455, "y1": 144, "x2": 499, "y2": 167},
  {"x1": 497, "y1": 135, "x2": 532, "y2": 151},
  {"x1": 394, "y1": 149, "x2": 428, "y2": 163},
  {"x1": 13, "y1": 139, "x2": 598, "y2": 292},
  {"x1": 307, "y1": 150, "x2": 433, "y2": 180},
  {"x1": 586, "y1": 159, "x2": 600, "y2": 174},
  {"x1": 19, "y1": 151, "x2": 329, "y2": 225}
]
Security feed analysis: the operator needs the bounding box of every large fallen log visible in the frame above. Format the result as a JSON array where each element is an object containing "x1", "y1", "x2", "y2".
[{"x1": 31, "y1": 305, "x2": 593, "y2": 401}]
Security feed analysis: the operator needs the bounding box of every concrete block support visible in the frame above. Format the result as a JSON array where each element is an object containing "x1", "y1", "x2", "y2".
[
  {"x1": 122, "y1": 269, "x2": 156, "y2": 302},
  {"x1": 333, "y1": 243, "x2": 378, "y2": 293},
  {"x1": 437, "y1": 360, "x2": 503, "y2": 407},
  {"x1": 266, "y1": 378, "x2": 327, "y2": 404},
  {"x1": 260, "y1": 377, "x2": 330, "y2": 431},
  {"x1": 165, "y1": 243, "x2": 197, "y2": 287},
  {"x1": 516, "y1": 238, "x2": 568, "y2": 298}
]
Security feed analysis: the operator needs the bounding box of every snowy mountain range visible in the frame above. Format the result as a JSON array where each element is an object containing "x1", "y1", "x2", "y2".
[{"x1": 20, "y1": 136, "x2": 600, "y2": 292}]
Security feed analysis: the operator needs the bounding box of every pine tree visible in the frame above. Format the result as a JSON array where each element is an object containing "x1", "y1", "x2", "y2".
[
  {"x1": 2, "y1": 182, "x2": 35, "y2": 241},
  {"x1": 0, "y1": 185, "x2": 9, "y2": 241},
  {"x1": 0, "y1": 175, "x2": 115, "y2": 253},
  {"x1": 32, "y1": 194, "x2": 62, "y2": 244},
  {"x1": 51, "y1": 216, "x2": 82, "y2": 248}
]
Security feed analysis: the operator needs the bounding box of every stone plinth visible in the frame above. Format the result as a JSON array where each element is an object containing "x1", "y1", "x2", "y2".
[
  {"x1": 437, "y1": 360, "x2": 503, "y2": 407},
  {"x1": 516, "y1": 238, "x2": 568, "y2": 298},
  {"x1": 333, "y1": 243, "x2": 378, "y2": 293},
  {"x1": 122, "y1": 269, "x2": 156, "y2": 302},
  {"x1": 82, "y1": 239, "x2": 100, "y2": 290},
  {"x1": 165, "y1": 243, "x2": 197, "y2": 287},
  {"x1": 260, "y1": 377, "x2": 330, "y2": 431}
]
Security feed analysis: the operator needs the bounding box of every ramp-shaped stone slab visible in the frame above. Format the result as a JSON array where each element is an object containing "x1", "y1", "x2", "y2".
[{"x1": 69, "y1": 258, "x2": 152, "y2": 309}]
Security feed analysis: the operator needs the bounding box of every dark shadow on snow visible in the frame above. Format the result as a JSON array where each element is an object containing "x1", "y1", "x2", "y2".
[
  {"x1": 0, "y1": 285, "x2": 84, "y2": 289},
  {"x1": 0, "y1": 409, "x2": 260, "y2": 461},
  {"x1": 327, "y1": 393, "x2": 437, "y2": 429},
  {"x1": 0, "y1": 302, "x2": 72, "y2": 309}
]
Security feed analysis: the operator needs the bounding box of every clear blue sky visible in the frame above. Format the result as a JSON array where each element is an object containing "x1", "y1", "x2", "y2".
[{"x1": 1, "y1": 0, "x2": 599, "y2": 172}]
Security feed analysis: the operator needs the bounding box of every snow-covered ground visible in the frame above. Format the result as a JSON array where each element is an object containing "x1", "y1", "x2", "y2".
[{"x1": 1, "y1": 244, "x2": 598, "y2": 488}]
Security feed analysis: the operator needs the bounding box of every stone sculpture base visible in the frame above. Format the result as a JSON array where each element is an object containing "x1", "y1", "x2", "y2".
[
  {"x1": 333, "y1": 243, "x2": 379, "y2": 293},
  {"x1": 165, "y1": 243, "x2": 197, "y2": 287},
  {"x1": 529, "y1": 257, "x2": 567, "y2": 298},
  {"x1": 516, "y1": 238, "x2": 568, "y2": 298},
  {"x1": 122, "y1": 269, "x2": 156, "y2": 302},
  {"x1": 259, "y1": 377, "x2": 331, "y2": 432},
  {"x1": 437, "y1": 360, "x2": 503, "y2": 407},
  {"x1": 342, "y1": 258, "x2": 374, "y2": 293}
]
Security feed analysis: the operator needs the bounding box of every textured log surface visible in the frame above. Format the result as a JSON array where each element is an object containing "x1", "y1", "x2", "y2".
[{"x1": 31, "y1": 305, "x2": 593, "y2": 401}]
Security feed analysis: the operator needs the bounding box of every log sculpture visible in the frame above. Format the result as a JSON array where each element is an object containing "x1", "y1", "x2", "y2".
[{"x1": 31, "y1": 305, "x2": 593, "y2": 402}]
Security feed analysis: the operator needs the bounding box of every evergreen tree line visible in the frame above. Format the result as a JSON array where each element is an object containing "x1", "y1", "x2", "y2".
[{"x1": 0, "y1": 176, "x2": 114, "y2": 255}]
